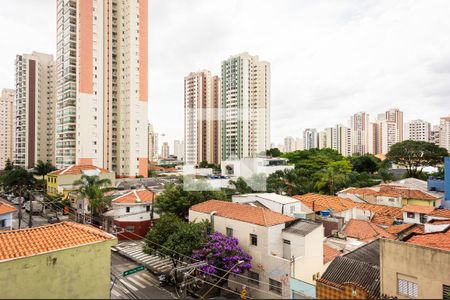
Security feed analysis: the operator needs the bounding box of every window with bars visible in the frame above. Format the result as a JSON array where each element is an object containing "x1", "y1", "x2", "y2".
[
  {"x1": 247, "y1": 270, "x2": 259, "y2": 286},
  {"x1": 269, "y1": 278, "x2": 282, "y2": 294},
  {"x1": 398, "y1": 278, "x2": 418, "y2": 298}
]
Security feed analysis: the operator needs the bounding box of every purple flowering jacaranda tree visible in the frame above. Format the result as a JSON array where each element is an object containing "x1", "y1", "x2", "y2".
[{"x1": 192, "y1": 232, "x2": 252, "y2": 277}]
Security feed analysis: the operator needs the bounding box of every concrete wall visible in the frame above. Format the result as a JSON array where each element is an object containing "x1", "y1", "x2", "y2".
[
  {"x1": 0, "y1": 240, "x2": 116, "y2": 299},
  {"x1": 380, "y1": 239, "x2": 450, "y2": 299}
]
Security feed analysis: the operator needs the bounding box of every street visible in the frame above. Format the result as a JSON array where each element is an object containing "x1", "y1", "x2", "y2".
[{"x1": 111, "y1": 252, "x2": 177, "y2": 299}]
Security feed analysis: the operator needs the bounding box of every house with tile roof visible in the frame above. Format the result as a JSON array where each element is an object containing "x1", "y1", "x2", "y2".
[
  {"x1": 338, "y1": 187, "x2": 403, "y2": 208},
  {"x1": 189, "y1": 200, "x2": 325, "y2": 299},
  {"x1": 380, "y1": 238, "x2": 450, "y2": 299},
  {"x1": 0, "y1": 222, "x2": 117, "y2": 298},
  {"x1": 103, "y1": 189, "x2": 157, "y2": 240},
  {"x1": 379, "y1": 185, "x2": 441, "y2": 207},
  {"x1": 0, "y1": 201, "x2": 16, "y2": 230},
  {"x1": 402, "y1": 205, "x2": 436, "y2": 224},
  {"x1": 316, "y1": 239, "x2": 381, "y2": 299},
  {"x1": 46, "y1": 164, "x2": 115, "y2": 198},
  {"x1": 343, "y1": 219, "x2": 395, "y2": 243}
]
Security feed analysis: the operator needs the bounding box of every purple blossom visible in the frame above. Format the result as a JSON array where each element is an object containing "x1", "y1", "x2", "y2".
[{"x1": 192, "y1": 232, "x2": 252, "y2": 275}]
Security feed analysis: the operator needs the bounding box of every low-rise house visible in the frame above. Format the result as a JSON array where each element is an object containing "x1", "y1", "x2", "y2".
[
  {"x1": 221, "y1": 157, "x2": 294, "y2": 179},
  {"x1": 343, "y1": 219, "x2": 395, "y2": 243},
  {"x1": 323, "y1": 243, "x2": 341, "y2": 267},
  {"x1": 424, "y1": 219, "x2": 450, "y2": 234},
  {"x1": 379, "y1": 185, "x2": 440, "y2": 207},
  {"x1": 427, "y1": 208, "x2": 450, "y2": 221},
  {"x1": 46, "y1": 164, "x2": 115, "y2": 198},
  {"x1": 386, "y1": 223, "x2": 424, "y2": 239},
  {"x1": 402, "y1": 205, "x2": 436, "y2": 224},
  {"x1": 232, "y1": 193, "x2": 314, "y2": 218},
  {"x1": 103, "y1": 189, "x2": 157, "y2": 240},
  {"x1": 355, "y1": 203, "x2": 403, "y2": 227},
  {"x1": 338, "y1": 187, "x2": 403, "y2": 207},
  {"x1": 380, "y1": 238, "x2": 450, "y2": 299},
  {"x1": 316, "y1": 239, "x2": 381, "y2": 299},
  {"x1": 0, "y1": 222, "x2": 117, "y2": 298},
  {"x1": 0, "y1": 202, "x2": 16, "y2": 230},
  {"x1": 189, "y1": 200, "x2": 324, "y2": 299}
]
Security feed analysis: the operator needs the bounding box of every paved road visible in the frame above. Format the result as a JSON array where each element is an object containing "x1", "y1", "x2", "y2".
[{"x1": 111, "y1": 252, "x2": 177, "y2": 299}]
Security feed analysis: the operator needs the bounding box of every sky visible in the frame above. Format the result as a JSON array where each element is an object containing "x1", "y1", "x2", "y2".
[{"x1": 1, "y1": 0, "x2": 450, "y2": 146}]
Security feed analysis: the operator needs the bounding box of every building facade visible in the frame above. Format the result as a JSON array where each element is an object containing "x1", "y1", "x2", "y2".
[
  {"x1": 161, "y1": 142, "x2": 169, "y2": 159},
  {"x1": 148, "y1": 123, "x2": 156, "y2": 163},
  {"x1": 404, "y1": 119, "x2": 431, "y2": 142},
  {"x1": 385, "y1": 108, "x2": 404, "y2": 143},
  {"x1": 221, "y1": 53, "x2": 270, "y2": 160},
  {"x1": 350, "y1": 112, "x2": 370, "y2": 155},
  {"x1": 303, "y1": 128, "x2": 318, "y2": 150},
  {"x1": 439, "y1": 116, "x2": 450, "y2": 152},
  {"x1": 0, "y1": 89, "x2": 15, "y2": 169},
  {"x1": 173, "y1": 140, "x2": 184, "y2": 161},
  {"x1": 184, "y1": 71, "x2": 220, "y2": 165},
  {"x1": 56, "y1": 0, "x2": 148, "y2": 177},
  {"x1": 14, "y1": 52, "x2": 56, "y2": 168},
  {"x1": 284, "y1": 136, "x2": 295, "y2": 153}
]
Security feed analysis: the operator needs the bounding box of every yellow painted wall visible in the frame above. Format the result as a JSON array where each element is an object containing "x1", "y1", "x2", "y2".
[
  {"x1": 46, "y1": 174, "x2": 59, "y2": 196},
  {"x1": 402, "y1": 198, "x2": 435, "y2": 207},
  {"x1": 46, "y1": 172, "x2": 115, "y2": 198},
  {"x1": 0, "y1": 239, "x2": 117, "y2": 299}
]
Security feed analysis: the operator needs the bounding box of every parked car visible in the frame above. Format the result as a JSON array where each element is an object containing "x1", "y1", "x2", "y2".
[{"x1": 47, "y1": 216, "x2": 60, "y2": 224}]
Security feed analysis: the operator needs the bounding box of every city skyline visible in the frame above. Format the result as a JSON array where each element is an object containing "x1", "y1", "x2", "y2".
[{"x1": 0, "y1": 1, "x2": 450, "y2": 146}]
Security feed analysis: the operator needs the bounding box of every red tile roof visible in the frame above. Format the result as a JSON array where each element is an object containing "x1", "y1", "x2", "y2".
[
  {"x1": 112, "y1": 189, "x2": 155, "y2": 204},
  {"x1": 344, "y1": 219, "x2": 395, "y2": 242},
  {"x1": 0, "y1": 202, "x2": 17, "y2": 215},
  {"x1": 190, "y1": 200, "x2": 294, "y2": 227},
  {"x1": 379, "y1": 185, "x2": 438, "y2": 201},
  {"x1": 0, "y1": 222, "x2": 116, "y2": 261},
  {"x1": 401, "y1": 205, "x2": 435, "y2": 214},
  {"x1": 428, "y1": 209, "x2": 450, "y2": 219},
  {"x1": 343, "y1": 187, "x2": 400, "y2": 198},
  {"x1": 371, "y1": 214, "x2": 395, "y2": 227},
  {"x1": 386, "y1": 223, "x2": 414, "y2": 235},
  {"x1": 407, "y1": 229, "x2": 450, "y2": 251},
  {"x1": 292, "y1": 194, "x2": 356, "y2": 213},
  {"x1": 50, "y1": 165, "x2": 110, "y2": 176},
  {"x1": 356, "y1": 203, "x2": 403, "y2": 219},
  {"x1": 323, "y1": 244, "x2": 341, "y2": 264}
]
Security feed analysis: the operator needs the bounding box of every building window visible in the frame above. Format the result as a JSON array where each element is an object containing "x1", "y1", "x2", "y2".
[
  {"x1": 443, "y1": 284, "x2": 450, "y2": 300},
  {"x1": 126, "y1": 207, "x2": 130, "y2": 213},
  {"x1": 125, "y1": 226, "x2": 134, "y2": 233},
  {"x1": 269, "y1": 278, "x2": 282, "y2": 294},
  {"x1": 0, "y1": 219, "x2": 6, "y2": 228},
  {"x1": 250, "y1": 234, "x2": 258, "y2": 246},
  {"x1": 146, "y1": 206, "x2": 150, "y2": 212},
  {"x1": 398, "y1": 278, "x2": 418, "y2": 298},
  {"x1": 248, "y1": 270, "x2": 259, "y2": 285},
  {"x1": 407, "y1": 212, "x2": 415, "y2": 218},
  {"x1": 226, "y1": 227, "x2": 233, "y2": 237}
]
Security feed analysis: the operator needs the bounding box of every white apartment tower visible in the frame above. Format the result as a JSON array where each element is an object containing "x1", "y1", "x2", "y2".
[
  {"x1": 0, "y1": 89, "x2": 15, "y2": 169},
  {"x1": 284, "y1": 136, "x2": 295, "y2": 153},
  {"x1": 184, "y1": 71, "x2": 220, "y2": 165},
  {"x1": 221, "y1": 53, "x2": 270, "y2": 160},
  {"x1": 439, "y1": 116, "x2": 450, "y2": 152},
  {"x1": 404, "y1": 119, "x2": 431, "y2": 142},
  {"x1": 56, "y1": 0, "x2": 149, "y2": 177},
  {"x1": 14, "y1": 52, "x2": 56, "y2": 168},
  {"x1": 161, "y1": 142, "x2": 170, "y2": 159},
  {"x1": 385, "y1": 108, "x2": 404, "y2": 143},
  {"x1": 303, "y1": 128, "x2": 318, "y2": 150},
  {"x1": 317, "y1": 125, "x2": 351, "y2": 156},
  {"x1": 174, "y1": 140, "x2": 184, "y2": 161},
  {"x1": 350, "y1": 112, "x2": 370, "y2": 155}
]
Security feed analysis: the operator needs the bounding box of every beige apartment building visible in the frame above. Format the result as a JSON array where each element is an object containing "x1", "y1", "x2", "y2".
[
  {"x1": 350, "y1": 112, "x2": 370, "y2": 155},
  {"x1": 0, "y1": 89, "x2": 14, "y2": 170},
  {"x1": 439, "y1": 116, "x2": 450, "y2": 152},
  {"x1": 14, "y1": 52, "x2": 56, "y2": 168},
  {"x1": 184, "y1": 70, "x2": 220, "y2": 165},
  {"x1": 385, "y1": 108, "x2": 404, "y2": 143},
  {"x1": 404, "y1": 119, "x2": 431, "y2": 142},
  {"x1": 56, "y1": 0, "x2": 148, "y2": 177},
  {"x1": 221, "y1": 53, "x2": 271, "y2": 160}
]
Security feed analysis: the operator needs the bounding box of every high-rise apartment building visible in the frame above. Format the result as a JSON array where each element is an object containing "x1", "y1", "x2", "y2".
[
  {"x1": 56, "y1": 0, "x2": 148, "y2": 177},
  {"x1": 0, "y1": 89, "x2": 15, "y2": 169},
  {"x1": 385, "y1": 108, "x2": 404, "y2": 143},
  {"x1": 294, "y1": 138, "x2": 303, "y2": 151},
  {"x1": 148, "y1": 123, "x2": 157, "y2": 163},
  {"x1": 174, "y1": 140, "x2": 184, "y2": 161},
  {"x1": 336, "y1": 124, "x2": 352, "y2": 157},
  {"x1": 430, "y1": 125, "x2": 440, "y2": 146},
  {"x1": 303, "y1": 128, "x2": 318, "y2": 150},
  {"x1": 184, "y1": 70, "x2": 220, "y2": 165},
  {"x1": 161, "y1": 142, "x2": 170, "y2": 159},
  {"x1": 350, "y1": 112, "x2": 370, "y2": 155},
  {"x1": 14, "y1": 52, "x2": 56, "y2": 168},
  {"x1": 221, "y1": 53, "x2": 270, "y2": 160},
  {"x1": 439, "y1": 116, "x2": 450, "y2": 152},
  {"x1": 371, "y1": 120, "x2": 398, "y2": 154},
  {"x1": 284, "y1": 136, "x2": 295, "y2": 153},
  {"x1": 404, "y1": 119, "x2": 431, "y2": 142}
]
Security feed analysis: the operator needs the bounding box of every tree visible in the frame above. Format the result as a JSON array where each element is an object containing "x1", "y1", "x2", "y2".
[
  {"x1": 192, "y1": 232, "x2": 252, "y2": 291},
  {"x1": 266, "y1": 148, "x2": 282, "y2": 157},
  {"x1": 42, "y1": 194, "x2": 69, "y2": 220},
  {"x1": 314, "y1": 160, "x2": 352, "y2": 195},
  {"x1": 33, "y1": 160, "x2": 56, "y2": 180},
  {"x1": 155, "y1": 183, "x2": 228, "y2": 219},
  {"x1": 73, "y1": 175, "x2": 112, "y2": 225},
  {"x1": 144, "y1": 214, "x2": 210, "y2": 267},
  {"x1": 0, "y1": 167, "x2": 35, "y2": 228},
  {"x1": 386, "y1": 140, "x2": 449, "y2": 178},
  {"x1": 4, "y1": 159, "x2": 14, "y2": 171},
  {"x1": 229, "y1": 177, "x2": 253, "y2": 194},
  {"x1": 350, "y1": 154, "x2": 381, "y2": 174}
]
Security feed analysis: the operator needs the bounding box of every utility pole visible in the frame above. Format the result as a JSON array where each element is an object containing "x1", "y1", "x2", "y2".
[
  {"x1": 28, "y1": 191, "x2": 33, "y2": 228},
  {"x1": 17, "y1": 190, "x2": 22, "y2": 229},
  {"x1": 149, "y1": 187, "x2": 155, "y2": 227}
]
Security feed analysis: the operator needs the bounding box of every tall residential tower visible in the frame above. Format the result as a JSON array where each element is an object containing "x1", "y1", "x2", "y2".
[
  {"x1": 0, "y1": 89, "x2": 15, "y2": 169},
  {"x1": 56, "y1": 0, "x2": 148, "y2": 177}
]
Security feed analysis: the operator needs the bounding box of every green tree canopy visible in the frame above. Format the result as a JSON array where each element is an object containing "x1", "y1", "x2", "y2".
[
  {"x1": 33, "y1": 160, "x2": 56, "y2": 179},
  {"x1": 386, "y1": 140, "x2": 448, "y2": 178},
  {"x1": 266, "y1": 148, "x2": 282, "y2": 157},
  {"x1": 350, "y1": 154, "x2": 381, "y2": 174},
  {"x1": 155, "y1": 182, "x2": 228, "y2": 219}
]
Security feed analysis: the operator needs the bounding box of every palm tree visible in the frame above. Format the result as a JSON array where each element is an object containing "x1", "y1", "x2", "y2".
[
  {"x1": 0, "y1": 167, "x2": 35, "y2": 228},
  {"x1": 33, "y1": 160, "x2": 56, "y2": 191},
  {"x1": 314, "y1": 161, "x2": 351, "y2": 195},
  {"x1": 73, "y1": 175, "x2": 112, "y2": 225}
]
